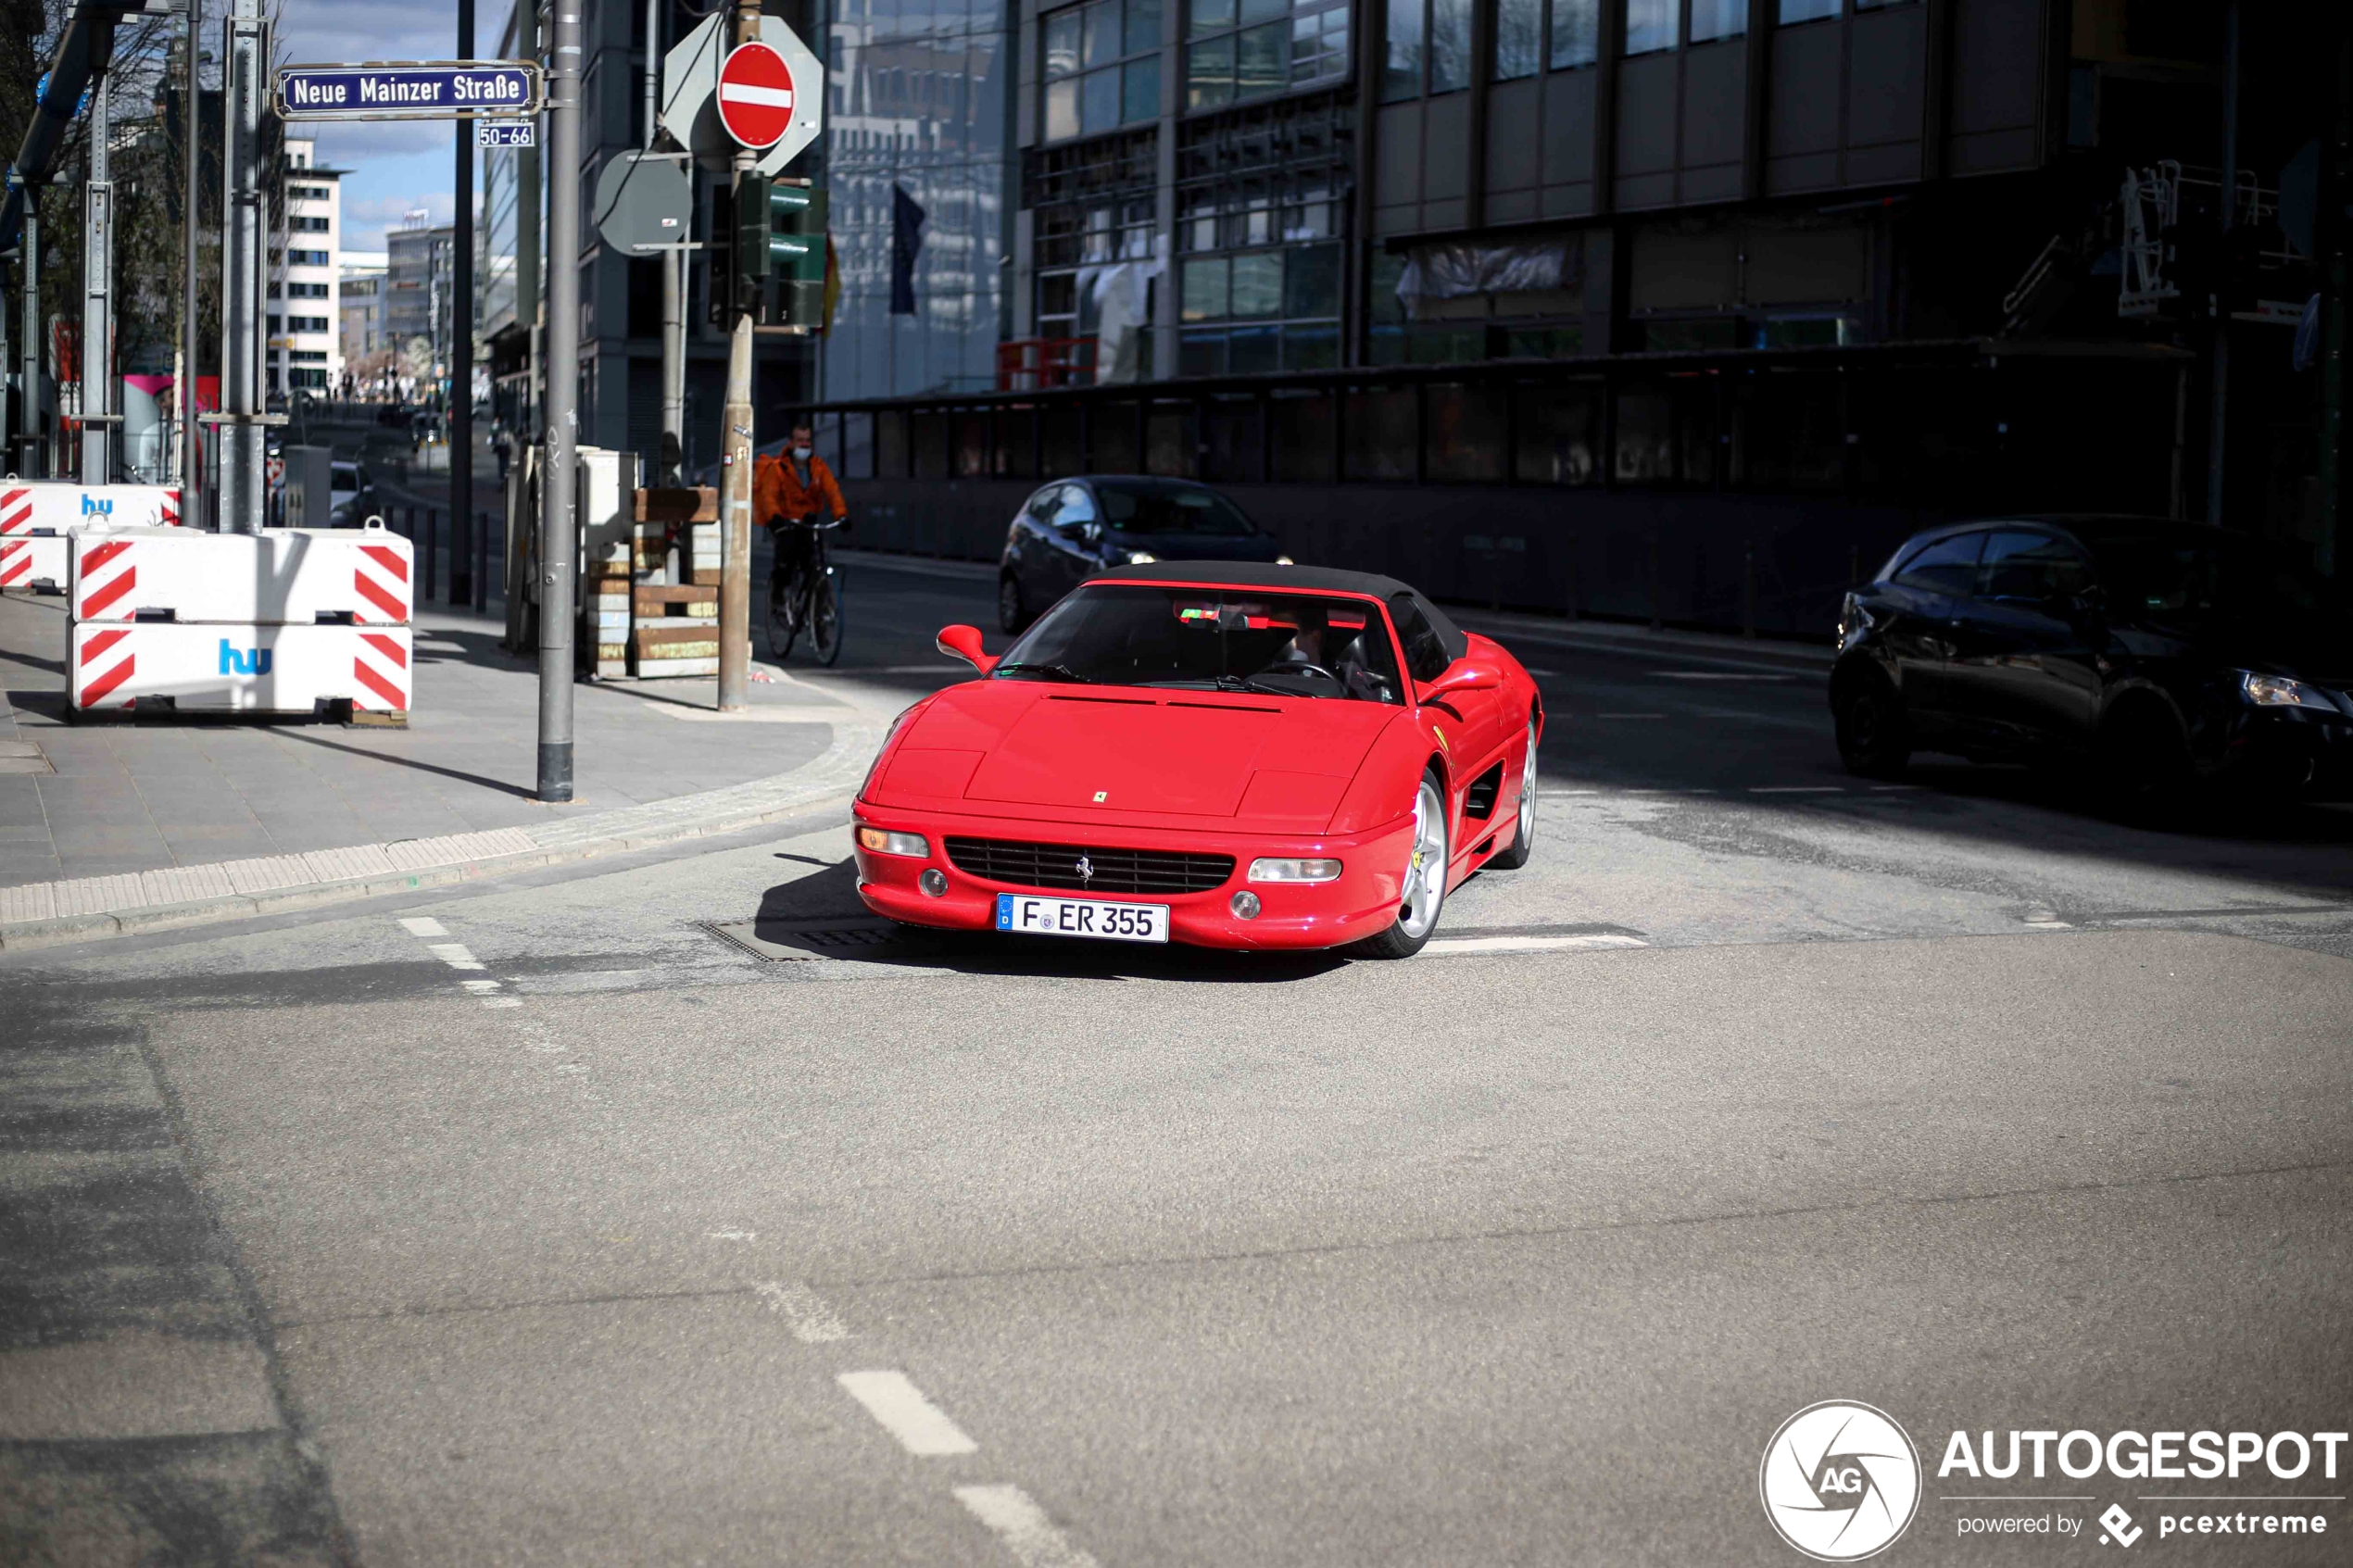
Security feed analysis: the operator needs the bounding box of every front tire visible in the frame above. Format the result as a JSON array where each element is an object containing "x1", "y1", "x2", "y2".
[
  {"x1": 767, "y1": 567, "x2": 803, "y2": 660},
  {"x1": 1350, "y1": 771, "x2": 1450, "y2": 960},
  {"x1": 999, "y1": 572, "x2": 1028, "y2": 634},
  {"x1": 809, "y1": 570, "x2": 843, "y2": 666},
  {"x1": 1486, "y1": 717, "x2": 1540, "y2": 870},
  {"x1": 1834, "y1": 668, "x2": 1911, "y2": 779}
]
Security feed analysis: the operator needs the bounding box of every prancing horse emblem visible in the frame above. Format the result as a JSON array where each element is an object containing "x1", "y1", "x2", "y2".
[{"x1": 1076, "y1": 855, "x2": 1094, "y2": 883}]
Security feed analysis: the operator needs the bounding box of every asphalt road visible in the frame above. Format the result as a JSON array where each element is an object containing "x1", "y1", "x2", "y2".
[{"x1": 5, "y1": 558, "x2": 2350, "y2": 1566}]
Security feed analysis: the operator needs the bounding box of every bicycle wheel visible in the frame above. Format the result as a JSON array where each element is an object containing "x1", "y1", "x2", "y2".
[
  {"x1": 767, "y1": 565, "x2": 803, "y2": 659},
  {"x1": 809, "y1": 568, "x2": 844, "y2": 666}
]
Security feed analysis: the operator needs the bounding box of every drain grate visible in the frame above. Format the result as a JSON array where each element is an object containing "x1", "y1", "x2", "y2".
[{"x1": 705, "y1": 918, "x2": 907, "y2": 962}]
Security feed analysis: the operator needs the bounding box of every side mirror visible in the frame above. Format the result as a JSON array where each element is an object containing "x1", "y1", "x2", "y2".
[
  {"x1": 1419, "y1": 659, "x2": 1503, "y2": 703},
  {"x1": 936, "y1": 623, "x2": 998, "y2": 674}
]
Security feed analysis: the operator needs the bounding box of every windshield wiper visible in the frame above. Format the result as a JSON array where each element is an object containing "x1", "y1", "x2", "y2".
[
  {"x1": 1212, "y1": 673, "x2": 1301, "y2": 697},
  {"x1": 994, "y1": 661, "x2": 1091, "y2": 683}
]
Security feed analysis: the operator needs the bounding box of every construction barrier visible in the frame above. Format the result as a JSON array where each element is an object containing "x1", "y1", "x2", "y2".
[
  {"x1": 69, "y1": 621, "x2": 412, "y2": 713},
  {"x1": 67, "y1": 521, "x2": 414, "y2": 717},
  {"x1": 1, "y1": 482, "x2": 184, "y2": 593},
  {"x1": 69, "y1": 524, "x2": 411, "y2": 625}
]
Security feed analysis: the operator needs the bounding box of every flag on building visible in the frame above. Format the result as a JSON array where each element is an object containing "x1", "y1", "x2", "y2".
[{"x1": 890, "y1": 184, "x2": 925, "y2": 317}]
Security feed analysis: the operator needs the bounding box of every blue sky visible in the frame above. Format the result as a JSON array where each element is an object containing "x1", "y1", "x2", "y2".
[{"x1": 278, "y1": 0, "x2": 503, "y2": 250}]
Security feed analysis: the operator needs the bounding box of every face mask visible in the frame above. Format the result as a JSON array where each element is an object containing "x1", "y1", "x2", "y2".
[{"x1": 792, "y1": 445, "x2": 812, "y2": 459}]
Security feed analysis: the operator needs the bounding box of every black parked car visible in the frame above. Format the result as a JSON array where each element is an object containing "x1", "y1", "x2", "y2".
[
  {"x1": 1831, "y1": 516, "x2": 2353, "y2": 803},
  {"x1": 997, "y1": 476, "x2": 1289, "y2": 632}
]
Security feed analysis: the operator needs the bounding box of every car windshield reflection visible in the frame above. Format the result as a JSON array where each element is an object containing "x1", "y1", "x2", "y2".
[{"x1": 998, "y1": 584, "x2": 1403, "y2": 703}]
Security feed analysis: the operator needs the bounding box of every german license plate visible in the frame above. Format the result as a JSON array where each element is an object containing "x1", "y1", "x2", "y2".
[{"x1": 995, "y1": 893, "x2": 1170, "y2": 943}]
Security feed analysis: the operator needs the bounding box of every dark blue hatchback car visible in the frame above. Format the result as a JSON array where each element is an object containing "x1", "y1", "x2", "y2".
[{"x1": 997, "y1": 476, "x2": 1289, "y2": 632}]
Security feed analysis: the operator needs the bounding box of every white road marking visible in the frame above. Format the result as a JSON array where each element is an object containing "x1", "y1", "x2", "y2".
[
  {"x1": 1594, "y1": 712, "x2": 1667, "y2": 719},
  {"x1": 552, "y1": 1062, "x2": 589, "y2": 1074},
  {"x1": 459, "y1": 979, "x2": 502, "y2": 994},
  {"x1": 755, "y1": 1281, "x2": 849, "y2": 1342},
  {"x1": 1748, "y1": 785, "x2": 1845, "y2": 795},
  {"x1": 425, "y1": 942, "x2": 485, "y2": 971},
  {"x1": 953, "y1": 1485, "x2": 1101, "y2": 1568},
  {"x1": 1650, "y1": 671, "x2": 1796, "y2": 681},
  {"x1": 398, "y1": 916, "x2": 448, "y2": 937},
  {"x1": 709, "y1": 1229, "x2": 757, "y2": 1242},
  {"x1": 837, "y1": 1370, "x2": 978, "y2": 1456},
  {"x1": 482, "y1": 997, "x2": 523, "y2": 1008},
  {"x1": 1426, "y1": 934, "x2": 1648, "y2": 956},
  {"x1": 1869, "y1": 784, "x2": 1921, "y2": 792}
]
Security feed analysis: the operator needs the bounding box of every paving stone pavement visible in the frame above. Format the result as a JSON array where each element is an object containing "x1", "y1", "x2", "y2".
[{"x1": 0, "y1": 590, "x2": 853, "y2": 894}]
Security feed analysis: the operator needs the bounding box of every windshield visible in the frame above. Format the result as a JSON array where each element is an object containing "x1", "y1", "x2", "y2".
[
  {"x1": 1092, "y1": 482, "x2": 1257, "y2": 536},
  {"x1": 997, "y1": 584, "x2": 1404, "y2": 703},
  {"x1": 2091, "y1": 533, "x2": 2345, "y2": 625}
]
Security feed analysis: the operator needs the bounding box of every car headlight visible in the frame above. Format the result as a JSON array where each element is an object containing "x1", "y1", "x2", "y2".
[
  {"x1": 856, "y1": 826, "x2": 930, "y2": 857},
  {"x1": 1248, "y1": 857, "x2": 1342, "y2": 883},
  {"x1": 2240, "y1": 671, "x2": 2336, "y2": 710},
  {"x1": 1275, "y1": 555, "x2": 1295, "y2": 566},
  {"x1": 1123, "y1": 550, "x2": 1158, "y2": 565}
]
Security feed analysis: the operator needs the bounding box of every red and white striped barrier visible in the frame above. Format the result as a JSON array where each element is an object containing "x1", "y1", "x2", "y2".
[
  {"x1": 1, "y1": 535, "x2": 68, "y2": 592},
  {"x1": 70, "y1": 622, "x2": 412, "y2": 713},
  {"x1": 69, "y1": 525, "x2": 413, "y2": 625},
  {"x1": 0, "y1": 483, "x2": 182, "y2": 535}
]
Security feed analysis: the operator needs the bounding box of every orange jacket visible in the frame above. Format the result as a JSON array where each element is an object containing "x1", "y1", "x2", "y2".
[{"x1": 754, "y1": 450, "x2": 846, "y2": 526}]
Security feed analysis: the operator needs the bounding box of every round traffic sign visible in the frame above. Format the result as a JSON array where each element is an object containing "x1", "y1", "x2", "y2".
[{"x1": 716, "y1": 42, "x2": 795, "y2": 150}]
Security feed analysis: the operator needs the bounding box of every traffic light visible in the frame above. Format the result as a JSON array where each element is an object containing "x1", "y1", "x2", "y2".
[{"x1": 727, "y1": 173, "x2": 828, "y2": 327}]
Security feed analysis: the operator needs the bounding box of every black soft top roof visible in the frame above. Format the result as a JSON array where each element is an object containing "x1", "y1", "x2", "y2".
[{"x1": 1093, "y1": 560, "x2": 1469, "y2": 662}]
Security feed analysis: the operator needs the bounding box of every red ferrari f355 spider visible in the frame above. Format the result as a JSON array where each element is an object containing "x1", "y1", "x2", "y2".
[{"x1": 851, "y1": 562, "x2": 1542, "y2": 958}]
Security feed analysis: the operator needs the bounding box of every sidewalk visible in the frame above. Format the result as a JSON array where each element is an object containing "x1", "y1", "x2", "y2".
[{"x1": 0, "y1": 590, "x2": 879, "y2": 949}]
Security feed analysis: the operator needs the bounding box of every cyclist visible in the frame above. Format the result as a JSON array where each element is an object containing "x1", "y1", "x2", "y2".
[{"x1": 754, "y1": 422, "x2": 847, "y2": 591}]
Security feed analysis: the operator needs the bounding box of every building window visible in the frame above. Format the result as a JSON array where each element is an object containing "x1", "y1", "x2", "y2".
[
  {"x1": 287, "y1": 282, "x2": 330, "y2": 299},
  {"x1": 288, "y1": 349, "x2": 329, "y2": 363},
  {"x1": 1551, "y1": 0, "x2": 1598, "y2": 66},
  {"x1": 267, "y1": 314, "x2": 282, "y2": 334},
  {"x1": 289, "y1": 368, "x2": 329, "y2": 390},
  {"x1": 289, "y1": 249, "x2": 329, "y2": 266},
  {"x1": 1046, "y1": 0, "x2": 1162, "y2": 142},
  {"x1": 290, "y1": 184, "x2": 332, "y2": 201},
  {"x1": 288, "y1": 316, "x2": 331, "y2": 332},
  {"x1": 1384, "y1": 0, "x2": 1469, "y2": 96},
  {"x1": 1025, "y1": 128, "x2": 1161, "y2": 374},
  {"x1": 1174, "y1": 94, "x2": 1349, "y2": 374},
  {"x1": 1623, "y1": 0, "x2": 1675, "y2": 54},
  {"x1": 1690, "y1": 0, "x2": 1746, "y2": 40},
  {"x1": 1495, "y1": 0, "x2": 1541, "y2": 79},
  {"x1": 1777, "y1": 0, "x2": 1837, "y2": 19},
  {"x1": 1189, "y1": 0, "x2": 1346, "y2": 109},
  {"x1": 292, "y1": 215, "x2": 331, "y2": 232}
]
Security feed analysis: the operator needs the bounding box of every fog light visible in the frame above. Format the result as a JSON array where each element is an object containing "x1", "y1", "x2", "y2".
[
  {"x1": 1230, "y1": 890, "x2": 1262, "y2": 919},
  {"x1": 857, "y1": 826, "x2": 929, "y2": 857},
  {"x1": 1248, "y1": 857, "x2": 1342, "y2": 883},
  {"x1": 919, "y1": 868, "x2": 949, "y2": 897}
]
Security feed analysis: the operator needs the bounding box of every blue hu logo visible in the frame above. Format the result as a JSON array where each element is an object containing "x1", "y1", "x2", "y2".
[
  {"x1": 218, "y1": 640, "x2": 271, "y2": 676},
  {"x1": 81, "y1": 495, "x2": 114, "y2": 517}
]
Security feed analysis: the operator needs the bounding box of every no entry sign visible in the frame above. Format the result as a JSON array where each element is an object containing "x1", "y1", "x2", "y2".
[{"x1": 716, "y1": 43, "x2": 795, "y2": 150}]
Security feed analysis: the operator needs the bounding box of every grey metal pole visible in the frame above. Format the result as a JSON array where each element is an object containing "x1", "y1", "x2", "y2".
[
  {"x1": 718, "y1": 0, "x2": 757, "y2": 711},
  {"x1": 2207, "y1": 0, "x2": 2239, "y2": 525},
  {"x1": 452, "y1": 0, "x2": 476, "y2": 604},
  {"x1": 82, "y1": 70, "x2": 112, "y2": 483},
  {"x1": 219, "y1": 0, "x2": 267, "y2": 533},
  {"x1": 182, "y1": 0, "x2": 201, "y2": 506},
  {"x1": 18, "y1": 203, "x2": 36, "y2": 477},
  {"x1": 649, "y1": 0, "x2": 683, "y2": 473},
  {"x1": 539, "y1": 0, "x2": 583, "y2": 800}
]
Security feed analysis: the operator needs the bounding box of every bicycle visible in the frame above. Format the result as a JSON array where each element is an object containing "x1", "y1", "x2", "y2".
[{"x1": 765, "y1": 514, "x2": 845, "y2": 666}]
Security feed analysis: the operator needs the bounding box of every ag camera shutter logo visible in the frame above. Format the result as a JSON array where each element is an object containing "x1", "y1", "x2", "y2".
[{"x1": 1760, "y1": 1400, "x2": 1922, "y2": 1561}]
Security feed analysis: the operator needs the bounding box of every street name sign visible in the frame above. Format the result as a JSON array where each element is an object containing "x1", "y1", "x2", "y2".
[
  {"x1": 661, "y1": 15, "x2": 823, "y2": 174},
  {"x1": 716, "y1": 43, "x2": 796, "y2": 151},
  {"x1": 274, "y1": 61, "x2": 543, "y2": 121}
]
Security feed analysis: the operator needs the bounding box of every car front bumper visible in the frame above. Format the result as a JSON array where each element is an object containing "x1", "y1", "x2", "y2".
[{"x1": 851, "y1": 802, "x2": 1417, "y2": 950}]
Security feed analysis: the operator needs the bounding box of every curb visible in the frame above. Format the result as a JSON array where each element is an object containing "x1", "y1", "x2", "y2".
[{"x1": 0, "y1": 717, "x2": 880, "y2": 954}]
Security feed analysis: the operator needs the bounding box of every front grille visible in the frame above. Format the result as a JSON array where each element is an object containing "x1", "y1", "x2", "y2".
[{"x1": 943, "y1": 836, "x2": 1236, "y2": 896}]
